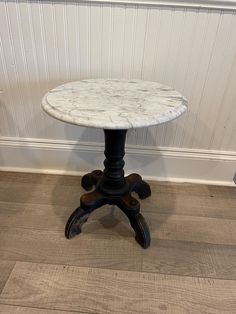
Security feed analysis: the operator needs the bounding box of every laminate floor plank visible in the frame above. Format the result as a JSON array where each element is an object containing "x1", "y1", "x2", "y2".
[
  {"x1": 0, "y1": 304, "x2": 79, "y2": 314},
  {"x1": 0, "y1": 175, "x2": 236, "y2": 230},
  {"x1": 1, "y1": 171, "x2": 235, "y2": 199},
  {"x1": 142, "y1": 239, "x2": 236, "y2": 279},
  {"x1": 0, "y1": 171, "x2": 82, "y2": 186},
  {"x1": 1, "y1": 199, "x2": 236, "y2": 246},
  {"x1": 141, "y1": 192, "x2": 236, "y2": 219},
  {"x1": 59, "y1": 208, "x2": 236, "y2": 246},
  {"x1": 0, "y1": 261, "x2": 15, "y2": 293},
  {"x1": 0, "y1": 202, "x2": 134, "y2": 234},
  {"x1": 0, "y1": 202, "x2": 71, "y2": 230},
  {"x1": 0, "y1": 179, "x2": 235, "y2": 219},
  {"x1": 0, "y1": 182, "x2": 81, "y2": 207},
  {"x1": 147, "y1": 213, "x2": 236, "y2": 245},
  {"x1": 0, "y1": 225, "x2": 235, "y2": 280},
  {"x1": 82, "y1": 210, "x2": 236, "y2": 246},
  {"x1": 0, "y1": 227, "x2": 142, "y2": 272},
  {"x1": 1, "y1": 261, "x2": 236, "y2": 314},
  {"x1": 1, "y1": 184, "x2": 236, "y2": 225},
  {"x1": 154, "y1": 182, "x2": 236, "y2": 198}
]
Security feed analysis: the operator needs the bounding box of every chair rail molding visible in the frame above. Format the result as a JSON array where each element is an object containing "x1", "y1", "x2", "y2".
[{"x1": 78, "y1": 0, "x2": 236, "y2": 10}]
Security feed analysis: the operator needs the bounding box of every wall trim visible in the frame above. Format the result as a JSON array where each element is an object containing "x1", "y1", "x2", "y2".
[
  {"x1": 0, "y1": 136, "x2": 235, "y2": 186},
  {"x1": 77, "y1": 0, "x2": 236, "y2": 10}
]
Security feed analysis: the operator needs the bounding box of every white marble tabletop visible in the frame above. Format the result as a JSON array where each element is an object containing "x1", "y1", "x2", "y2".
[{"x1": 42, "y1": 79, "x2": 187, "y2": 129}]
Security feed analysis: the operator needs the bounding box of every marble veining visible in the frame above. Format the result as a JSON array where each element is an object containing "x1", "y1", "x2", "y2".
[{"x1": 42, "y1": 79, "x2": 187, "y2": 129}]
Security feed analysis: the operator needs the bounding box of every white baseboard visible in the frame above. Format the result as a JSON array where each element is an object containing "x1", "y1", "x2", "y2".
[{"x1": 0, "y1": 136, "x2": 235, "y2": 186}]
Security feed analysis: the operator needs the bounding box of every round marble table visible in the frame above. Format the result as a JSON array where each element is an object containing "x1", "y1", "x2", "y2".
[{"x1": 42, "y1": 79, "x2": 187, "y2": 249}]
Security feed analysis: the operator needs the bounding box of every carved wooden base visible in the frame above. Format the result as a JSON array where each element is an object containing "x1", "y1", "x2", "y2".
[
  {"x1": 65, "y1": 171, "x2": 151, "y2": 249},
  {"x1": 65, "y1": 129, "x2": 151, "y2": 249}
]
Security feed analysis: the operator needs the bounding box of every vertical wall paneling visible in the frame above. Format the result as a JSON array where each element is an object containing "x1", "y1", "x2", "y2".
[
  {"x1": 110, "y1": 5, "x2": 126, "y2": 78},
  {"x1": 0, "y1": 2, "x2": 24, "y2": 137},
  {"x1": 191, "y1": 11, "x2": 235, "y2": 149},
  {"x1": 180, "y1": 10, "x2": 222, "y2": 148},
  {"x1": 216, "y1": 52, "x2": 236, "y2": 151},
  {"x1": 0, "y1": 4, "x2": 17, "y2": 136},
  {"x1": 174, "y1": 9, "x2": 205, "y2": 148},
  {"x1": 209, "y1": 12, "x2": 236, "y2": 150},
  {"x1": 0, "y1": 0, "x2": 236, "y2": 181}
]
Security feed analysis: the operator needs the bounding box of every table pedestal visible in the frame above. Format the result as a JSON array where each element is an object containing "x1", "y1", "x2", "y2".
[{"x1": 65, "y1": 129, "x2": 151, "y2": 249}]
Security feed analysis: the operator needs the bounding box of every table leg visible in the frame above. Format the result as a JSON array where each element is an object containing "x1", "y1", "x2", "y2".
[{"x1": 65, "y1": 129, "x2": 151, "y2": 249}]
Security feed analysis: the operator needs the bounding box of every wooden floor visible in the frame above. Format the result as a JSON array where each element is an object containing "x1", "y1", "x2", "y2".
[{"x1": 0, "y1": 171, "x2": 235, "y2": 314}]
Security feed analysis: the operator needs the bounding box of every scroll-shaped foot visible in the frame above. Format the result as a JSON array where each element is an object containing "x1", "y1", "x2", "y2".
[
  {"x1": 65, "y1": 207, "x2": 90, "y2": 239},
  {"x1": 133, "y1": 180, "x2": 151, "y2": 199},
  {"x1": 128, "y1": 212, "x2": 151, "y2": 249},
  {"x1": 126, "y1": 173, "x2": 151, "y2": 199},
  {"x1": 81, "y1": 170, "x2": 103, "y2": 191}
]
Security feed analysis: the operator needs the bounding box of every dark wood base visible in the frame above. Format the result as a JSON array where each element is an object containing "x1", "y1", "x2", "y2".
[{"x1": 65, "y1": 129, "x2": 151, "y2": 249}]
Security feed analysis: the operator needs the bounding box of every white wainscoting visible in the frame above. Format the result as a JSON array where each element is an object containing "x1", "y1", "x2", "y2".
[{"x1": 0, "y1": 1, "x2": 236, "y2": 185}]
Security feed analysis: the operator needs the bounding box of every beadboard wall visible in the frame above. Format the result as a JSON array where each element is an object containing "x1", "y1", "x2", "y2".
[{"x1": 0, "y1": 0, "x2": 236, "y2": 185}]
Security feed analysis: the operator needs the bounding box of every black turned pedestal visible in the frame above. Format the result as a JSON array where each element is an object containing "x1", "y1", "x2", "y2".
[{"x1": 65, "y1": 129, "x2": 151, "y2": 249}]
